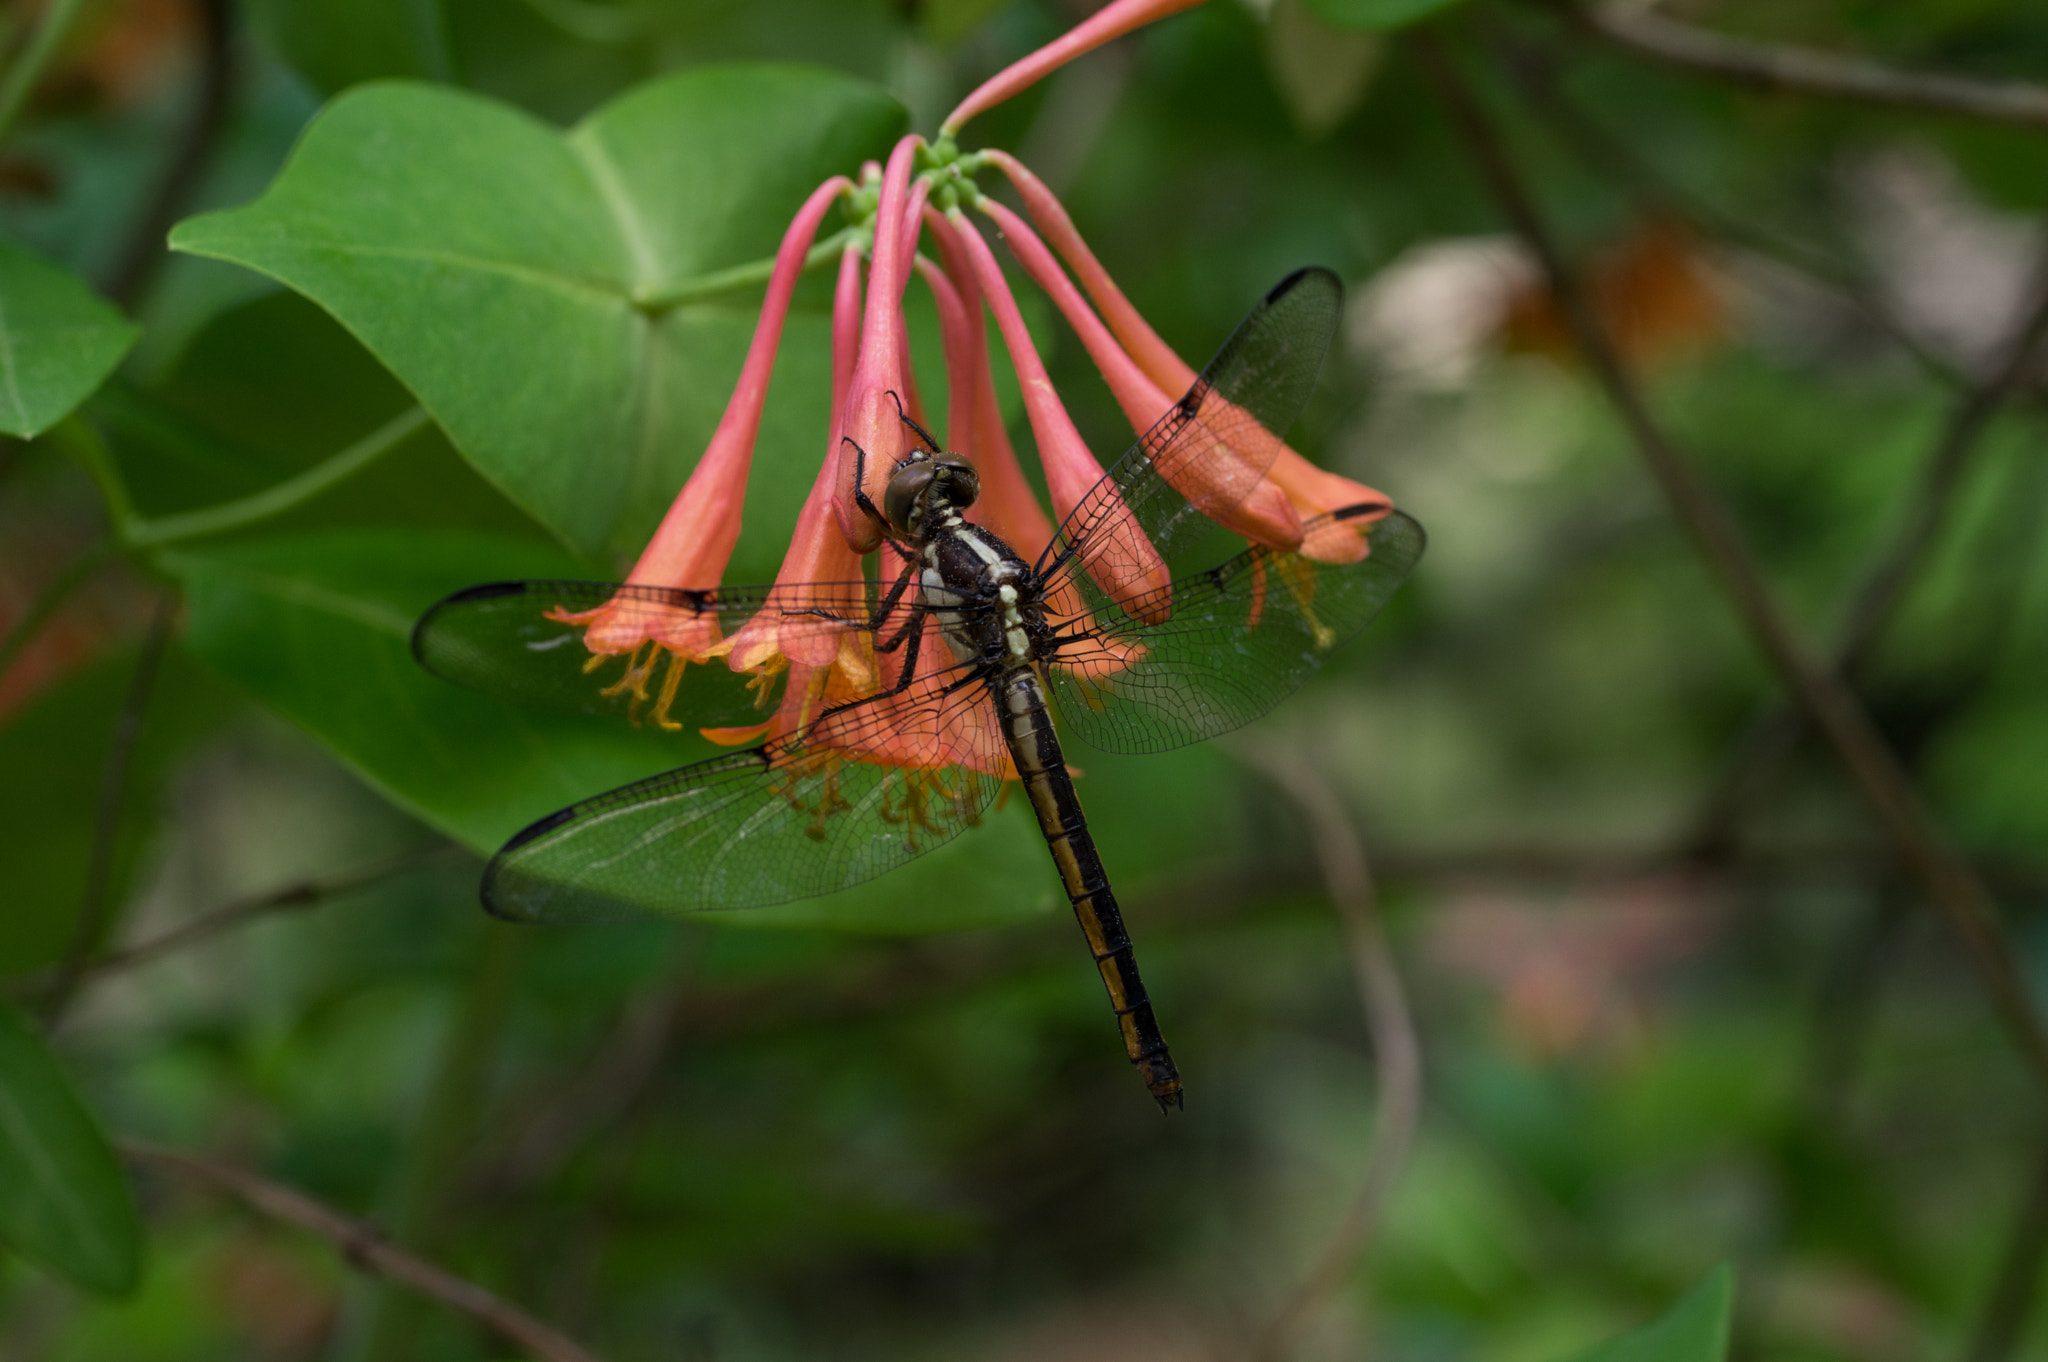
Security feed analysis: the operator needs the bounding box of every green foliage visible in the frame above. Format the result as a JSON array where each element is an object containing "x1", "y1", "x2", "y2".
[
  {"x1": 0, "y1": 242, "x2": 137, "y2": 439},
  {"x1": 1302, "y1": 0, "x2": 1473, "y2": 32},
  {"x1": 243, "y1": 0, "x2": 456, "y2": 93},
  {"x1": 1557, "y1": 1266, "x2": 1734, "y2": 1362},
  {"x1": 0, "y1": 1006, "x2": 139, "y2": 1295},
  {"x1": 171, "y1": 66, "x2": 904, "y2": 563}
]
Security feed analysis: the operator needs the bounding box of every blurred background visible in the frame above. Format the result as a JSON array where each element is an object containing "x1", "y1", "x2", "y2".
[{"x1": 3, "y1": 0, "x2": 2048, "y2": 1358}]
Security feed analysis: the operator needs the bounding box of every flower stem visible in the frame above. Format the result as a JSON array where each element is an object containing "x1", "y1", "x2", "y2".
[{"x1": 634, "y1": 225, "x2": 861, "y2": 313}]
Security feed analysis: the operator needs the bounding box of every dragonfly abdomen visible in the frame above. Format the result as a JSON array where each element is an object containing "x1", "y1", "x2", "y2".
[{"x1": 998, "y1": 670, "x2": 1183, "y2": 1111}]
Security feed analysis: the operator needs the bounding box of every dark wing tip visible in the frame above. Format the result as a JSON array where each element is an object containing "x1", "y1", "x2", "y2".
[
  {"x1": 501, "y1": 804, "x2": 578, "y2": 853},
  {"x1": 1267, "y1": 264, "x2": 1342, "y2": 307},
  {"x1": 480, "y1": 806, "x2": 578, "y2": 923},
  {"x1": 411, "y1": 580, "x2": 537, "y2": 671}
]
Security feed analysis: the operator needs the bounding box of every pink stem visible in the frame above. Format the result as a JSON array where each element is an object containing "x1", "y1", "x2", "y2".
[{"x1": 941, "y1": 0, "x2": 1208, "y2": 135}]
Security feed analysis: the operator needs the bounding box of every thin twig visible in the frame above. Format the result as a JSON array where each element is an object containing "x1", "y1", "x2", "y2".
[
  {"x1": 1412, "y1": 31, "x2": 2048, "y2": 1097},
  {"x1": 1966, "y1": 1138, "x2": 2048, "y2": 1362},
  {"x1": 1562, "y1": 1, "x2": 2048, "y2": 131},
  {"x1": 1688, "y1": 234, "x2": 2048, "y2": 856},
  {"x1": 1236, "y1": 746, "x2": 1421, "y2": 1362},
  {"x1": 5, "y1": 845, "x2": 458, "y2": 1002},
  {"x1": 120, "y1": 1143, "x2": 609, "y2": 1362},
  {"x1": 103, "y1": 0, "x2": 234, "y2": 308},
  {"x1": 40, "y1": 589, "x2": 176, "y2": 1028}
]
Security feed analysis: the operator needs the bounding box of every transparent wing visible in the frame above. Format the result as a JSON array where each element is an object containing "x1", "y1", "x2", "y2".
[
  {"x1": 1036, "y1": 266, "x2": 1344, "y2": 595},
  {"x1": 480, "y1": 631, "x2": 1012, "y2": 922},
  {"x1": 412, "y1": 573, "x2": 997, "y2": 732},
  {"x1": 1044, "y1": 509, "x2": 1425, "y2": 755}
]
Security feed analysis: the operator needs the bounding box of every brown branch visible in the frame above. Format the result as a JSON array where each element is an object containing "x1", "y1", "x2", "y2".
[
  {"x1": 1561, "y1": 1, "x2": 2048, "y2": 132},
  {"x1": 1495, "y1": 24, "x2": 1956, "y2": 383},
  {"x1": 1966, "y1": 1137, "x2": 2048, "y2": 1362},
  {"x1": 41, "y1": 590, "x2": 176, "y2": 1028},
  {"x1": 1412, "y1": 31, "x2": 2048, "y2": 1097},
  {"x1": 121, "y1": 1143, "x2": 609, "y2": 1362},
  {"x1": 1689, "y1": 230, "x2": 2048, "y2": 858},
  {"x1": 1235, "y1": 746, "x2": 1421, "y2": 1362},
  {"x1": 103, "y1": 0, "x2": 234, "y2": 308}
]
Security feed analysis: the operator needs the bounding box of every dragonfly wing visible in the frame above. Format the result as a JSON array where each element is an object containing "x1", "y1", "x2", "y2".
[
  {"x1": 412, "y1": 576, "x2": 919, "y2": 731},
  {"x1": 481, "y1": 641, "x2": 1010, "y2": 922},
  {"x1": 1043, "y1": 510, "x2": 1425, "y2": 755},
  {"x1": 1038, "y1": 266, "x2": 1344, "y2": 590}
]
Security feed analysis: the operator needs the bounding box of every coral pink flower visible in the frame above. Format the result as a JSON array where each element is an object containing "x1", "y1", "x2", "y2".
[
  {"x1": 553, "y1": 173, "x2": 849, "y2": 658},
  {"x1": 559, "y1": 0, "x2": 1404, "y2": 764},
  {"x1": 944, "y1": 205, "x2": 1173, "y2": 623},
  {"x1": 987, "y1": 149, "x2": 1391, "y2": 563},
  {"x1": 980, "y1": 196, "x2": 1304, "y2": 553}
]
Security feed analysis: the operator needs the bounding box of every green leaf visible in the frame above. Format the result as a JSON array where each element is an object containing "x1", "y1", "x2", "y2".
[
  {"x1": 162, "y1": 529, "x2": 1055, "y2": 932},
  {"x1": 1556, "y1": 1266, "x2": 1735, "y2": 1362},
  {"x1": 169, "y1": 67, "x2": 905, "y2": 565},
  {"x1": 0, "y1": 240, "x2": 140, "y2": 439},
  {"x1": 1299, "y1": 0, "x2": 1470, "y2": 32},
  {"x1": 246, "y1": 0, "x2": 454, "y2": 93},
  {"x1": 0, "y1": 1005, "x2": 140, "y2": 1295}
]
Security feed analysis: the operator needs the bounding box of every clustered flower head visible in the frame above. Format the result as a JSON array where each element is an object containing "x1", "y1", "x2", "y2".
[{"x1": 561, "y1": 0, "x2": 1392, "y2": 755}]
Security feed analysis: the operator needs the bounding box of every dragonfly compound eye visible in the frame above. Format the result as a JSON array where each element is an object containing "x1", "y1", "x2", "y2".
[
  {"x1": 883, "y1": 460, "x2": 936, "y2": 534},
  {"x1": 933, "y1": 454, "x2": 980, "y2": 509}
]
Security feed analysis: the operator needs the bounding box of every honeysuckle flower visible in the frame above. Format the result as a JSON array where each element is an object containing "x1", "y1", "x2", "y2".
[
  {"x1": 985, "y1": 149, "x2": 1392, "y2": 563},
  {"x1": 549, "y1": 172, "x2": 850, "y2": 727},
  {"x1": 553, "y1": 0, "x2": 1399, "y2": 765},
  {"x1": 978, "y1": 194, "x2": 1304, "y2": 552}
]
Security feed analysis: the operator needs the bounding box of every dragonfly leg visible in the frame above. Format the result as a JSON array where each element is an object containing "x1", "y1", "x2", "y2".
[
  {"x1": 886, "y1": 389, "x2": 943, "y2": 456},
  {"x1": 841, "y1": 436, "x2": 892, "y2": 537}
]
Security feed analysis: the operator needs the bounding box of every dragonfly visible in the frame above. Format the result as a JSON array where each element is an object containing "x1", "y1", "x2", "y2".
[{"x1": 412, "y1": 267, "x2": 1424, "y2": 1110}]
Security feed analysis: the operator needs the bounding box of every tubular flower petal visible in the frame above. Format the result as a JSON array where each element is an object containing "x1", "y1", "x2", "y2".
[
  {"x1": 1265, "y1": 451, "x2": 1392, "y2": 564},
  {"x1": 984, "y1": 149, "x2": 1193, "y2": 394},
  {"x1": 914, "y1": 217, "x2": 1055, "y2": 557},
  {"x1": 835, "y1": 135, "x2": 925, "y2": 552},
  {"x1": 988, "y1": 148, "x2": 1390, "y2": 563},
  {"x1": 557, "y1": 173, "x2": 851, "y2": 673},
  {"x1": 946, "y1": 206, "x2": 1172, "y2": 623},
  {"x1": 715, "y1": 243, "x2": 870, "y2": 679},
  {"x1": 940, "y1": 0, "x2": 1207, "y2": 135},
  {"x1": 981, "y1": 197, "x2": 1302, "y2": 552}
]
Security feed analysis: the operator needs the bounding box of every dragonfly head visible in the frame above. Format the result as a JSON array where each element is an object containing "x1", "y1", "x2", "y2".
[{"x1": 884, "y1": 452, "x2": 981, "y2": 538}]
